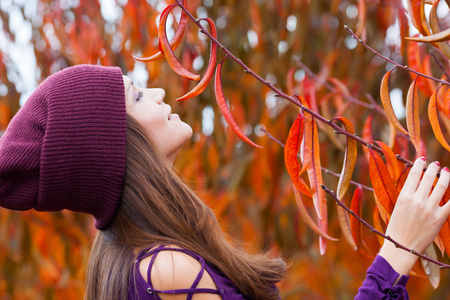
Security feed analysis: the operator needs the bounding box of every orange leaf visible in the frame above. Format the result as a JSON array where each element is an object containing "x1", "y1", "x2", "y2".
[
  {"x1": 214, "y1": 58, "x2": 261, "y2": 148},
  {"x1": 406, "y1": 76, "x2": 420, "y2": 152},
  {"x1": 159, "y1": 4, "x2": 200, "y2": 81},
  {"x1": 293, "y1": 185, "x2": 337, "y2": 241},
  {"x1": 377, "y1": 141, "x2": 401, "y2": 182},
  {"x1": 406, "y1": 27, "x2": 450, "y2": 43},
  {"x1": 176, "y1": 18, "x2": 217, "y2": 101},
  {"x1": 446, "y1": 88, "x2": 450, "y2": 118},
  {"x1": 294, "y1": 96, "x2": 312, "y2": 175},
  {"x1": 369, "y1": 147, "x2": 399, "y2": 214},
  {"x1": 428, "y1": 86, "x2": 450, "y2": 152},
  {"x1": 355, "y1": 0, "x2": 367, "y2": 41},
  {"x1": 337, "y1": 204, "x2": 357, "y2": 250},
  {"x1": 380, "y1": 69, "x2": 409, "y2": 136},
  {"x1": 133, "y1": 0, "x2": 188, "y2": 62},
  {"x1": 333, "y1": 117, "x2": 357, "y2": 200},
  {"x1": 373, "y1": 206, "x2": 386, "y2": 247},
  {"x1": 284, "y1": 114, "x2": 311, "y2": 197},
  {"x1": 362, "y1": 114, "x2": 373, "y2": 163},
  {"x1": 406, "y1": 0, "x2": 428, "y2": 36}
]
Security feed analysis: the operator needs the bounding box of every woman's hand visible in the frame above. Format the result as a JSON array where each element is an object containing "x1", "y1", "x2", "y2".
[{"x1": 379, "y1": 157, "x2": 450, "y2": 276}]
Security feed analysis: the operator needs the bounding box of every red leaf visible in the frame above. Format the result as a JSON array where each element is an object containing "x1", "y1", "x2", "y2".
[
  {"x1": 159, "y1": 4, "x2": 200, "y2": 81},
  {"x1": 369, "y1": 147, "x2": 399, "y2": 214},
  {"x1": 176, "y1": 18, "x2": 217, "y2": 101},
  {"x1": 284, "y1": 114, "x2": 311, "y2": 197},
  {"x1": 362, "y1": 114, "x2": 373, "y2": 163},
  {"x1": 406, "y1": 77, "x2": 421, "y2": 152},
  {"x1": 377, "y1": 141, "x2": 401, "y2": 182},
  {"x1": 133, "y1": 1, "x2": 188, "y2": 62},
  {"x1": 350, "y1": 186, "x2": 364, "y2": 249},
  {"x1": 214, "y1": 58, "x2": 262, "y2": 148}
]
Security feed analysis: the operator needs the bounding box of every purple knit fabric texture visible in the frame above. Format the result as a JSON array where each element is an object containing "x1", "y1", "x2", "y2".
[{"x1": 0, "y1": 64, "x2": 127, "y2": 229}]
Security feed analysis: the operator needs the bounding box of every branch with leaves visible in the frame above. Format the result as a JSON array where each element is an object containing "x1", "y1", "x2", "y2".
[{"x1": 134, "y1": 0, "x2": 450, "y2": 284}]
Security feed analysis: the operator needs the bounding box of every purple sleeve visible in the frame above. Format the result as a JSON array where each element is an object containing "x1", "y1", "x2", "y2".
[{"x1": 355, "y1": 255, "x2": 409, "y2": 300}]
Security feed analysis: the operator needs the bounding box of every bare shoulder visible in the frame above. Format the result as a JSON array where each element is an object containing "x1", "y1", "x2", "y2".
[{"x1": 139, "y1": 245, "x2": 222, "y2": 300}]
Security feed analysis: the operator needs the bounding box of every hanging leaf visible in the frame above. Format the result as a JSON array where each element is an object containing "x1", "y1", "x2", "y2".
[
  {"x1": 284, "y1": 114, "x2": 312, "y2": 197},
  {"x1": 430, "y1": 0, "x2": 450, "y2": 58},
  {"x1": 406, "y1": 0, "x2": 428, "y2": 36},
  {"x1": 362, "y1": 114, "x2": 373, "y2": 163},
  {"x1": 350, "y1": 186, "x2": 364, "y2": 249},
  {"x1": 377, "y1": 141, "x2": 401, "y2": 182},
  {"x1": 373, "y1": 206, "x2": 386, "y2": 247},
  {"x1": 428, "y1": 86, "x2": 450, "y2": 152},
  {"x1": 369, "y1": 147, "x2": 399, "y2": 214},
  {"x1": 406, "y1": 27, "x2": 450, "y2": 43},
  {"x1": 421, "y1": 244, "x2": 440, "y2": 289},
  {"x1": 406, "y1": 76, "x2": 421, "y2": 152},
  {"x1": 337, "y1": 204, "x2": 357, "y2": 250},
  {"x1": 133, "y1": 0, "x2": 188, "y2": 62},
  {"x1": 294, "y1": 95, "x2": 312, "y2": 174},
  {"x1": 176, "y1": 18, "x2": 217, "y2": 101},
  {"x1": 333, "y1": 117, "x2": 357, "y2": 200},
  {"x1": 380, "y1": 69, "x2": 409, "y2": 136},
  {"x1": 355, "y1": 0, "x2": 367, "y2": 41},
  {"x1": 293, "y1": 185, "x2": 337, "y2": 241},
  {"x1": 158, "y1": 4, "x2": 200, "y2": 81}
]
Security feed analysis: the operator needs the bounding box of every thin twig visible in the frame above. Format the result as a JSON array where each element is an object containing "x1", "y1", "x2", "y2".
[
  {"x1": 259, "y1": 126, "x2": 374, "y2": 192},
  {"x1": 345, "y1": 26, "x2": 450, "y2": 86},
  {"x1": 321, "y1": 184, "x2": 450, "y2": 269}
]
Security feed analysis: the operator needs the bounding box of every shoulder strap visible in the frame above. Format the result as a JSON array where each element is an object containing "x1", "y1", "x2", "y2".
[{"x1": 140, "y1": 246, "x2": 220, "y2": 299}]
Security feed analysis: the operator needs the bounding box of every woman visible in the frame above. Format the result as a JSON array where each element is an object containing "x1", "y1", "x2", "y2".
[{"x1": 0, "y1": 64, "x2": 449, "y2": 300}]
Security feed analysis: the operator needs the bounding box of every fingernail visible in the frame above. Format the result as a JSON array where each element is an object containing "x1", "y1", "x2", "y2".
[
  {"x1": 444, "y1": 167, "x2": 449, "y2": 172},
  {"x1": 420, "y1": 156, "x2": 426, "y2": 161},
  {"x1": 434, "y1": 161, "x2": 440, "y2": 167}
]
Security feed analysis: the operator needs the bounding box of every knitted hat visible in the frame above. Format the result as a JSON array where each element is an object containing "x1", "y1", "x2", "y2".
[{"x1": 0, "y1": 64, "x2": 127, "y2": 229}]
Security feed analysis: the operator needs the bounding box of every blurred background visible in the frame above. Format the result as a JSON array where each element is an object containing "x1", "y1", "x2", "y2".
[{"x1": 1, "y1": 0, "x2": 450, "y2": 299}]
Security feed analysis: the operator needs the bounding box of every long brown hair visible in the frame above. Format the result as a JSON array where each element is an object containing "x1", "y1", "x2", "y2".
[{"x1": 85, "y1": 114, "x2": 286, "y2": 300}]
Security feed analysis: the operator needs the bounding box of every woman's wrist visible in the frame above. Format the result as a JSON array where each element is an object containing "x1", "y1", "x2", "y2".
[{"x1": 378, "y1": 241, "x2": 418, "y2": 276}]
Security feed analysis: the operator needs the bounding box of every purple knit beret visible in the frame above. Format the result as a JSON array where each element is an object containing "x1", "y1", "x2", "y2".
[{"x1": 0, "y1": 64, "x2": 127, "y2": 229}]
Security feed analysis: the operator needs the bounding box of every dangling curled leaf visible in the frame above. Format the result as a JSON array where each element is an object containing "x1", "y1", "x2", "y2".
[
  {"x1": 176, "y1": 18, "x2": 217, "y2": 101},
  {"x1": 159, "y1": 4, "x2": 200, "y2": 81},
  {"x1": 428, "y1": 86, "x2": 450, "y2": 152},
  {"x1": 284, "y1": 114, "x2": 311, "y2": 197},
  {"x1": 406, "y1": 76, "x2": 421, "y2": 152},
  {"x1": 215, "y1": 57, "x2": 262, "y2": 148}
]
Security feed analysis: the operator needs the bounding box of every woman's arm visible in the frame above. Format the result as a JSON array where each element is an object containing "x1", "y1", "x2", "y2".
[{"x1": 356, "y1": 157, "x2": 450, "y2": 299}]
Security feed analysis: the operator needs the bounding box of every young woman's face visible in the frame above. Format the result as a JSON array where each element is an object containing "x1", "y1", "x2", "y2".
[{"x1": 123, "y1": 75, "x2": 193, "y2": 163}]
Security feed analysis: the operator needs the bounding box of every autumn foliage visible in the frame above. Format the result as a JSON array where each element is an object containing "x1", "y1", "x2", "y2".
[{"x1": 1, "y1": 0, "x2": 450, "y2": 299}]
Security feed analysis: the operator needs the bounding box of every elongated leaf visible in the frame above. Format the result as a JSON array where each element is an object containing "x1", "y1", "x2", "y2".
[
  {"x1": 377, "y1": 141, "x2": 401, "y2": 182},
  {"x1": 380, "y1": 69, "x2": 409, "y2": 136},
  {"x1": 430, "y1": 0, "x2": 450, "y2": 58},
  {"x1": 406, "y1": 27, "x2": 450, "y2": 43},
  {"x1": 337, "y1": 204, "x2": 357, "y2": 250},
  {"x1": 350, "y1": 186, "x2": 364, "y2": 249},
  {"x1": 406, "y1": 76, "x2": 421, "y2": 152},
  {"x1": 355, "y1": 0, "x2": 367, "y2": 41},
  {"x1": 284, "y1": 114, "x2": 312, "y2": 197},
  {"x1": 176, "y1": 18, "x2": 217, "y2": 101},
  {"x1": 428, "y1": 86, "x2": 450, "y2": 152},
  {"x1": 421, "y1": 245, "x2": 440, "y2": 289},
  {"x1": 319, "y1": 93, "x2": 345, "y2": 151},
  {"x1": 446, "y1": 89, "x2": 450, "y2": 118},
  {"x1": 369, "y1": 148, "x2": 399, "y2": 214},
  {"x1": 333, "y1": 117, "x2": 357, "y2": 200},
  {"x1": 294, "y1": 96, "x2": 312, "y2": 175},
  {"x1": 159, "y1": 5, "x2": 200, "y2": 81},
  {"x1": 133, "y1": 0, "x2": 188, "y2": 62},
  {"x1": 406, "y1": 0, "x2": 428, "y2": 35},
  {"x1": 214, "y1": 58, "x2": 262, "y2": 148},
  {"x1": 293, "y1": 185, "x2": 337, "y2": 241},
  {"x1": 362, "y1": 114, "x2": 373, "y2": 163},
  {"x1": 305, "y1": 117, "x2": 325, "y2": 220},
  {"x1": 373, "y1": 206, "x2": 386, "y2": 247}
]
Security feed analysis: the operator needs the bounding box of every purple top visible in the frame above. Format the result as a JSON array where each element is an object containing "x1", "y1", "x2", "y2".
[
  {"x1": 128, "y1": 245, "x2": 248, "y2": 299},
  {"x1": 355, "y1": 255, "x2": 409, "y2": 299},
  {"x1": 128, "y1": 247, "x2": 409, "y2": 299}
]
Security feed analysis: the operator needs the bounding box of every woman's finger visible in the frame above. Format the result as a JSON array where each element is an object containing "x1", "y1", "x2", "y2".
[
  {"x1": 399, "y1": 157, "x2": 426, "y2": 195},
  {"x1": 429, "y1": 167, "x2": 450, "y2": 206},
  {"x1": 416, "y1": 161, "x2": 440, "y2": 198}
]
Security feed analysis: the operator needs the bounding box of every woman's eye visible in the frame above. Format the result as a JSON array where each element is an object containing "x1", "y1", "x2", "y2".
[{"x1": 135, "y1": 90, "x2": 143, "y2": 102}]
